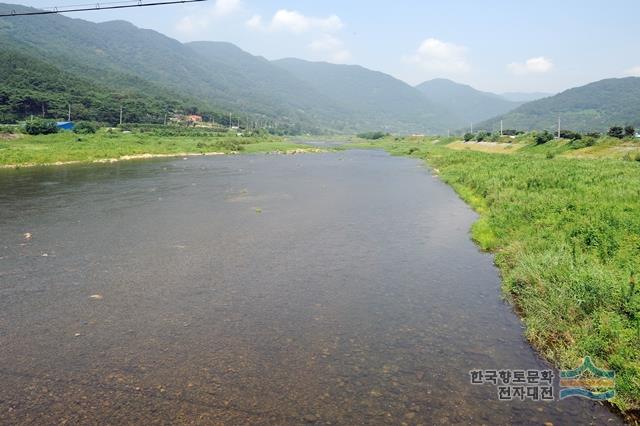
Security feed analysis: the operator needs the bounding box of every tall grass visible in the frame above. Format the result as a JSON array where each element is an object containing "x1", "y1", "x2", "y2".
[{"x1": 384, "y1": 139, "x2": 640, "y2": 415}]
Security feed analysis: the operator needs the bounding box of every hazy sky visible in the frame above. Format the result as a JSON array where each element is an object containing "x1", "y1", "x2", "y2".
[{"x1": 8, "y1": 0, "x2": 640, "y2": 93}]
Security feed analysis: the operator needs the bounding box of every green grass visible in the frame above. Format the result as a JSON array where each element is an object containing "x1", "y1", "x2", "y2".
[
  {"x1": 0, "y1": 130, "x2": 312, "y2": 166},
  {"x1": 350, "y1": 136, "x2": 640, "y2": 418}
]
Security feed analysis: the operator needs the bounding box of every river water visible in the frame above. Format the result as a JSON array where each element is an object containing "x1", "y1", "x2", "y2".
[{"x1": 0, "y1": 149, "x2": 621, "y2": 424}]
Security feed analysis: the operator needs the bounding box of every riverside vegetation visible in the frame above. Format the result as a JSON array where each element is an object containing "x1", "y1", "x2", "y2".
[
  {"x1": 0, "y1": 124, "x2": 315, "y2": 167},
  {"x1": 348, "y1": 133, "x2": 640, "y2": 420}
]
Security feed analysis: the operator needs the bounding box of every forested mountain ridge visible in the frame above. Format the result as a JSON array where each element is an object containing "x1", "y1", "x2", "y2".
[
  {"x1": 0, "y1": 41, "x2": 195, "y2": 123},
  {"x1": 499, "y1": 92, "x2": 553, "y2": 102},
  {"x1": 0, "y1": 3, "x2": 453, "y2": 132},
  {"x1": 415, "y1": 78, "x2": 522, "y2": 125},
  {"x1": 1, "y1": 3, "x2": 638, "y2": 133},
  {"x1": 273, "y1": 58, "x2": 457, "y2": 133},
  {"x1": 478, "y1": 77, "x2": 640, "y2": 132}
]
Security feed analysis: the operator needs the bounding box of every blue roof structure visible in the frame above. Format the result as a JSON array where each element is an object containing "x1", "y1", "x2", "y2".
[{"x1": 56, "y1": 121, "x2": 75, "y2": 130}]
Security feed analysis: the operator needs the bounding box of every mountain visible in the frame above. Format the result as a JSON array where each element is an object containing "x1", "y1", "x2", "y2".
[
  {"x1": 3, "y1": 2, "x2": 634, "y2": 134},
  {"x1": 0, "y1": 3, "x2": 455, "y2": 132},
  {"x1": 0, "y1": 5, "x2": 322, "y2": 128},
  {"x1": 0, "y1": 40, "x2": 194, "y2": 123},
  {"x1": 415, "y1": 79, "x2": 521, "y2": 124},
  {"x1": 478, "y1": 77, "x2": 640, "y2": 132},
  {"x1": 500, "y1": 92, "x2": 553, "y2": 102},
  {"x1": 185, "y1": 41, "x2": 348, "y2": 128},
  {"x1": 273, "y1": 58, "x2": 455, "y2": 133}
]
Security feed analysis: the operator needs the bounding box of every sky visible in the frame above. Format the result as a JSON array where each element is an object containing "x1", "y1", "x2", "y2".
[{"x1": 7, "y1": 0, "x2": 640, "y2": 94}]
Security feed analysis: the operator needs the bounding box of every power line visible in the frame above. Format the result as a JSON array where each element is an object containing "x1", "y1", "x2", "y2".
[{"x1": 0, "y1": 0, "x2": 207, "y2": 17}]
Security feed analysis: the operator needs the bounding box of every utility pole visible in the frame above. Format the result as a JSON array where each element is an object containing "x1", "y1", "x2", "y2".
[
  {"x1": 470, "y1": 123, "x2": 473, "y2": 133},
  {"x1": 41, "y1": 103, "x2": 45, "y2": 118},
  {"x1": 164, "y1": 112, "x2": 167, "y2": 126},
  {"x1": 447, "y1": 129, "x2": 450, "y2": 137},
  {"x1": 557, "y1": 115, "x2": 561, "y2": 139},
  {"x1": 500, "y1": 120, "x2": 503, "y2": 136},
  {"x1": 119, "y1": 105, "x2": 123, "y2": 126},
  {"x1": 68, "y1": 104, "x2": 71, "y2": 121}
]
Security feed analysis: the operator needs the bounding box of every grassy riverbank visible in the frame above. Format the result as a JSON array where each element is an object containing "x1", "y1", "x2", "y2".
[
  {"x1": 0, "y1": 130, "x2": 314, "y2": 167},
  {"x1": 350, "y1": 136, "x2": 640, "y2": 419}
]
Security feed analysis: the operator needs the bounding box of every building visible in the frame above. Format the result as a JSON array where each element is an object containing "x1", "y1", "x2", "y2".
[
  {"x1": 56, "y1": 121, "x2": 74, "y2": 130},
  {"x1": 169, "y1": 114, "x2": 203, "y2": 124},
  {"x1": 185, "y1": 114, "x2": 202, "y2": 123}
]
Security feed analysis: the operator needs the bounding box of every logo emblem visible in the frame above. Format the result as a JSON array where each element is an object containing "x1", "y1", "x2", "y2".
[{"x1": 559, "y1": 356, "x2": 615, "y2": 400}]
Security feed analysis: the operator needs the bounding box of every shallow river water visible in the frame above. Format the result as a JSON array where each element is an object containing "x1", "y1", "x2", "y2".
[{"x1": 0, "y1": 149, "x2": 622, "y2": 424}]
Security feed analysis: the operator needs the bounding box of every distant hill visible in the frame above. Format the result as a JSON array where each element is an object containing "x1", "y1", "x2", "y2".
[
  {"x1": 0, "y1": 40, "x2": 195, "y2": 123},
  {"x1": 479, "y1": 78, "x2": 640, "y2": 132},
  {"x1": 0, "y1": 5, "x2": 326, "y2": 129},
  {"x1": 185, "y1": 41, "x2": 349, "y2": 128},
  {"x1": 1, "y1": 2, "x2": 636, "y2": 134},
  {"x1": 499, "y1": 92, "x2": 553, "y2": 102},
  {"x1": 415, "y1": 79, "x2": 521, "y2": 124},
  {"x1": 273, "y1": 58, "x2": 455, "y2": 133},
  {"x1": 0, "y1": 3, "x2": 455, "y2": 132}
]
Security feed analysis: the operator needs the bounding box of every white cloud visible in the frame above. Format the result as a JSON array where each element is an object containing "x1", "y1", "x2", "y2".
[
  {"x1": 246, "y1": 9, "x2": 343, "y2": 34},
  {"x1": 624, "y1": 65, "x2": 640, "y2": 77},
  {"x1": 210, "y1": 0, "x2": 241, "y2": 18},
  {"x1": 507, "y1": 57, "x2": 554, "y2": 75},
  {"x1": 175, "y1": 0, "x2": 241, "y2": 34},
  {"x1": 404, "y1": 38, "x2": 470, "y2": 73},
  {"x1": 245, "y1": 14, "x2": 263, "y2": 30},
  {"x1": 309, "y1": 34, "x2": 351, "y2": 63}
]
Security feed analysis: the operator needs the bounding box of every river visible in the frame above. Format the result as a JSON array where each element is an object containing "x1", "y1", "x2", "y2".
[{"x1": 0, "y1": 149, "x2": 621, "y2": 424}]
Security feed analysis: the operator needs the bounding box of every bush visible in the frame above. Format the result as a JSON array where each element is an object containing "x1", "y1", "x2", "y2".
[
  {"x1": 624, "y1": 126, "x2": 635, "y2": 138},
  {"x1": 73, "y1": 121, "x2": 99, "y2": 134},
  {"x1": 570, "y1": 136, "x2": 596, "y2": 150},
  {"x1": 357, "y1": 131, "x2": 389, "y2": 140},
  {"x1": 559, "y1": 130, "x2": 582, "y2": 140},
  {"x1": 502, "y1": 129, "x2": 523, "y2": 136},
  {"x1": 463, "y1": 133, "x2": 474, "y2": 142},
  {"x1": 24, "y1": 119, "x2": 58, "y2": 135},
  {"x1": 476, "y1": 131, "x2": 490, "y2": 142},
  {"x1": 534, "y1": 131, "x2": 554, "y2": 145},
  {"x1": 608, "y1": 126, "x2": 625, "y2": 139},
  {"x1": 0, "y1": 125, "x2": 19, "y2": 134}
]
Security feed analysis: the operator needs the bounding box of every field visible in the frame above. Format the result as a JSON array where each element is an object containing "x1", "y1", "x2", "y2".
[
  {"x1": 350, "y1": 135, "x2": 640, "y2": 419},
  {"x1": 0, "y1": 129, "x2": 316, "y2": 167}
]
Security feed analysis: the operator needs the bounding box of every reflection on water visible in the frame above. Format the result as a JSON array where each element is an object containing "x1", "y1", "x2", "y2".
[{"x1": 0, "y1": 151, "x2": 621, "y2": 424}]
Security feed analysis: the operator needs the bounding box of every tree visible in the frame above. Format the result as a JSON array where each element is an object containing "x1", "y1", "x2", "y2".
[
  {"x1": 624, "y1": 126, "x2": 635, "y2": 137},
  {"x1": 463, "y1": 133, "x2": 474, "y2": 142},
  {"x1": 535, "y1": 131, "x2": 554, "y2": 145},
  {"x1": 608, "y1": 126, "x2": 624, "y2": 139},
  {"x1": 74, "y1": 121, "x2": 98, "y2": 134},
  {"x1": 502, "y1": 129, "x2": 523, "y2": 136},
  {"x1": 24, "y1": 119, "x2": 58, "y2": 135},
  {"x1": 559, "y1": 130, "x2": 582, "y2": 140},
  {"x1": 476, "y1": 131, "x2": 490, "y2": 142},
  {"x1": 357, "y1": 131, "x2": 388, "y2": 140}
]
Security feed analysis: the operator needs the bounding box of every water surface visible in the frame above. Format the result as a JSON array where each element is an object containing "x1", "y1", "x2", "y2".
[{"x1": 0, "y1": 150, "x2": 620, "y2": 424}]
